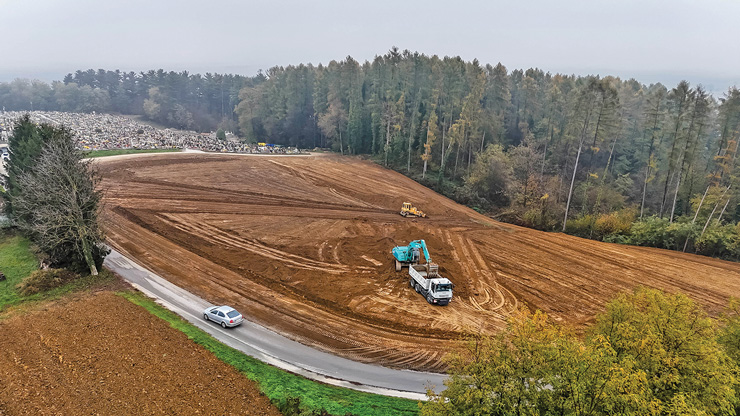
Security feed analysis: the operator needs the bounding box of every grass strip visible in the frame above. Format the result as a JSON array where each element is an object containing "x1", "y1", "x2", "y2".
[
  {"x1": 0, "y1": 232, "x2": 115, "y2": 311},
  {"x1": 0, "y1": 234, "x2": 38, "y2": 307},
  {"x1": 85, "y1": 148, "x2": 181, "y2": 158},
  {"x1": 118, "y1": 291, "x2": 421, "y2": 416}
]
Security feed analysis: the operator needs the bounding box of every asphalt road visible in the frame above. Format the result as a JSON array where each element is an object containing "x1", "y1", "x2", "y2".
[{"x1": 104, "y1": 249, "x2": 447, "y2": 401}]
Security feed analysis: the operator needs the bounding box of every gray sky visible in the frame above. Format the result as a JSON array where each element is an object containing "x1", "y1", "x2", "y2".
[{"x1": 1, "y1": 0, "x2": 738, "y2": 93}]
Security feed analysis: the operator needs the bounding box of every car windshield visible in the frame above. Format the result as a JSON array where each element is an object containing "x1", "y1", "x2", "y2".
[
  {"x1": 435, "y1": 284, "x2": 452, "y2": 292},
  {"x1": 227, "y1": 310, "x2": 240, "y2": 318}
]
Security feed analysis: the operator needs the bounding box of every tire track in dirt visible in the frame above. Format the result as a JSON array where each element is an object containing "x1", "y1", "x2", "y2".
[{"x1": 98, "y1": 153, "x2": 740, "y2": 371}]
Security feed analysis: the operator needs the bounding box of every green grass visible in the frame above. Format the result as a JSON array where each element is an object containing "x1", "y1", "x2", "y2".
[
  {"x1": 84, "y1": 148, "x2": 181, "y2": 158},
  {"x1": 118, "y1": 291, "x2": 421, "y2": 416},
  {"x1": 0, "y1": 232, "x2": 115, "y2": 311},
  {"x1": 0, "y1": 234, "x2": 38, "y2": 307}
]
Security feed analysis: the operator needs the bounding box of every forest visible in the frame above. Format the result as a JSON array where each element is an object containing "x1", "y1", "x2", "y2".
[{"x1": 2, "y1": 48, "x2": 740, "y2": 258}]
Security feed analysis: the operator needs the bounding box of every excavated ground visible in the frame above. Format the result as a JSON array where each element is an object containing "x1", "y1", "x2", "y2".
[
  {"x1": 0, "y1": 291, "x2": 281, "y2": 416},
  {"x1": 98, "y1": 153, "x2": 740, "y2": 372}
]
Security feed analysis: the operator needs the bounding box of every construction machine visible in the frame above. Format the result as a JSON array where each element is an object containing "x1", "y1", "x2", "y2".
[
  {"x1": 392, "y1": 239, "x2": 453, "y2": 305},
  {"x1": 392, "y1": 239, "x2": 436, "y2": 273},
  {"x1": 400, "y1": 202, "x2": 426, "y2": 218}
]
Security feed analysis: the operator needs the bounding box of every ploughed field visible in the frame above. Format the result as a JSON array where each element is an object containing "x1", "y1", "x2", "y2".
[
  {"x1": 0, "y1": 292, "x2": 280, "y2": 415},
  {"x1": 99, "y1": 153, "x2": 740, "y2": 372}
]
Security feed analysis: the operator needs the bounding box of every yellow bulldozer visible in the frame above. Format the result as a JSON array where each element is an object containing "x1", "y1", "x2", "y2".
[{"x1": 400, "y1": 202, "x2": 427, "y2": 218}]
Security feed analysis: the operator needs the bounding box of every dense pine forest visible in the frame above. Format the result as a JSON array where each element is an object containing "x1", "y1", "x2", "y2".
[{"x1": 2, "y1": 48, "x2": 740, "y2": 258}]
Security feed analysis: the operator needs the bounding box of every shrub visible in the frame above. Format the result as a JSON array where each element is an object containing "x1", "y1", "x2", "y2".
[
  {"x1": 593, "y1": 208, "x2": 636, "y2": 240},
  {"x1": 695, "y1": 224, "x2": 737, "y2": 259},
  {"x1": 626, "y1": 216, "x2": 670, "y2": 248},
  {"x1": 16, "y1": 268, "x2": 80, "y2": 296},
  {"x1": 564, "y1": 214, "x2": 596, "y2": 238}
]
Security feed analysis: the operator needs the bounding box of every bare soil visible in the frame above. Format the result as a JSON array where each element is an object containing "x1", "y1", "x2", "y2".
[
  {"x1": 98, "y1": 153, "x2": 740, "y2": 372},
  {"x1": 0, "y1": 291, "x2": 281, "y2": 416}
]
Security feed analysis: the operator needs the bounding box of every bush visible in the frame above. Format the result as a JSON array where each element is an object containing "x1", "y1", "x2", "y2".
[
  {"x1": 564, "y1": 214, "x2": 596, "y2": 238},
  {"x1": 593, "y1": 208, "x2": 636, "y2": 240},
  {"x1": 626, "y1": 216, "x2": 670, "y2": 248},
  {"x1": 16, "y1": 268, "x2": 80, "y2": 296},
  {"x1": 695, "y1": 223, "x2": 738, "y2": 259}
]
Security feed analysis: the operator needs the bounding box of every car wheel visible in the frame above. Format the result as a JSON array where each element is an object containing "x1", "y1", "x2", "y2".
[
  {"x1": 204, "y1": 313, "x2": 209, "y2": 321},
  {"x1": 220, "y1": 321, "x2": 227, "y2": 328}
]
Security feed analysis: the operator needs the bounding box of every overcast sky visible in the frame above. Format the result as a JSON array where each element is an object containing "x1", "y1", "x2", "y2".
[{"x1": 1, "y1": 0, "x2": 738, "y2": 93}]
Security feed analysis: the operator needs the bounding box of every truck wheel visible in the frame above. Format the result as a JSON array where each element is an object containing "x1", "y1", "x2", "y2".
[
  {"x1": 410, "y1": 278, "x2": 414, "y2": 288},
  {"x1": 395, "y1": 260, "x2": 401, "y2": 272},
  {"x1": 415, "y1": 283, "x2": 421, "y2": 293},
  {"x1": 426, "y1": 294, "x2": 434, "y2": 304}
]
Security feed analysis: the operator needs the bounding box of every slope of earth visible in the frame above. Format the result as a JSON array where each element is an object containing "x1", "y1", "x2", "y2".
[
  {"x1": 0, "y1": 291, "x2": 281, "y2": 416},
  {"x1": 99, "y1": 153, "x2": 740, "y2": 371}
]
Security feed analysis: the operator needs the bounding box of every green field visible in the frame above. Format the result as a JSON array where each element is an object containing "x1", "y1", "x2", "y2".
[
  {"x1": 0, "y1": 233, "x2": 37, "y2": 307},
  {"x1": 84, "y1": 148, "x2": 181, "y2": 158},
  {"x1": 119, "y1": 291, "x2": 421, "y2": 416}
]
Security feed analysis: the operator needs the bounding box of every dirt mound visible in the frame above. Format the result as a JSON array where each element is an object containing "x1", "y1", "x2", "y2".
[
  {"x1": 98, "y1": 153, "x2": 740, "y2": 371},
  {"x1": 0, "y1": 291, "x2": 280, "y2": 416}
]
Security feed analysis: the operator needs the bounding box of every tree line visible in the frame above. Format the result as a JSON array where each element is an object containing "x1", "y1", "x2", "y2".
[
  {"x1": 234, "y1": 48, "x2": 740, "y2": 258},
  {"x1": 0, "y1": 69, "x2": 256, "y2": 132},
  {"x1": 2, "y1": 49, "x2": 740, "y2": 258}
]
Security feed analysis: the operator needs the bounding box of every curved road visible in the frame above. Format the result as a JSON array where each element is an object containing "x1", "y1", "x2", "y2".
[{"x1": 104, "y1": 249, "x2": 446, "y2": 401}]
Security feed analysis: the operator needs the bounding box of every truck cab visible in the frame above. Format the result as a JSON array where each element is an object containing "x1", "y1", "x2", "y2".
[{"x1": 427, "y1": 278, "x2": 453, "y2": 305}]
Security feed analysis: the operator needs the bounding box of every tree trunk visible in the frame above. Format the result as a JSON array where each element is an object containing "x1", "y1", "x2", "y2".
[
  {"x1": 339, "y1": 129, "x2": 344, "y2": 155},
  {"x1": 717, "y1": 196, "x2": 732, "y2": 225},
  {"x1": 669, "y1": 173, "x2": 681, "y2": 223},
  {"x1": 683, "y1": 185, "x2": 710, "y2": 252},
  {"x1": 563, "y1": 137, "x2": 585, "y2": 232},
  {"x1": 701, "y1": 185, "x2": 731, "y2": 239},
  {"x1": 479, "y1": 130, "x2": 486, "y2": 153},
  {"x1": 384, "y1": 119, "x2": 390, "y2": 166},
  {"x1": 453, "y1": 142, "x2": 460, "y2": 177},
  {"x1": 81, "y1": 236, "x2": 98, "y2": 276}
]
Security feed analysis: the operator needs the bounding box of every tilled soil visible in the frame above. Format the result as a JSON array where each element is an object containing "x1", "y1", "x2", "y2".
[
  {"x1": 98, "y1": 153, "x2": 740, "y2": 372},
  {"x1": 0, "y1": 291, "x2": 281, "y2": 416}
]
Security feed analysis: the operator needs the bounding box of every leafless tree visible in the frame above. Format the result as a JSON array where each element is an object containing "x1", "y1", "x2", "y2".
[{"x1": 13, "y1": 132, "x2": 106, "y2": 275}]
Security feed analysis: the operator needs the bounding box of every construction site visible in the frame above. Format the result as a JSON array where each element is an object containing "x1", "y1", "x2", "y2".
[{"x1": 99, "y1": 153, "x2": 740, "y2": 372}]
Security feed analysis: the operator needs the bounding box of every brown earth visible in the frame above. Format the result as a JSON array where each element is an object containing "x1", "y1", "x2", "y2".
[
  {"x1": 0, "y1": 291, "x2": 281, "y2": 416},
  {"x1": 98, "y1": 153, "x2": 740, "y2": 372}
]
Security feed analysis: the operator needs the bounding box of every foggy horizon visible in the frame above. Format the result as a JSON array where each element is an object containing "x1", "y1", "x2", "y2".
[{"x1": 2, "y1": 0, "x2": 739, "y2": 94}]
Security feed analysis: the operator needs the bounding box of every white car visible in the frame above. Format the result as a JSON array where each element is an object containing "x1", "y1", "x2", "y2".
[{"x1": 203, "y1": 305, "x2": 243, "y2": 328}]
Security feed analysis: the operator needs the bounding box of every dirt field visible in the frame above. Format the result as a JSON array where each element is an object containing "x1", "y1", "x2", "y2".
[
  {"x1": 99, "y1": 153, "x2": 740, "y2": 372},
  {"x1": 0, "y1": 291, "x2": 280, "y2": 416}
]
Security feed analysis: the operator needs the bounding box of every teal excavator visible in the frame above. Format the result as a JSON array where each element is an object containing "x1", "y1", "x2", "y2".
[{"x1": 392, "y1": 239, "x2": 436, "y2": 274}]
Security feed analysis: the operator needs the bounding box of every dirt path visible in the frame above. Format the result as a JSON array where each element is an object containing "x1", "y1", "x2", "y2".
[
  {"x1": 0, "y1": 292, "x2": 280, "y2": 416},
  {"x1": 98, "y1": 153, "x2": 740, "y2": 371}
]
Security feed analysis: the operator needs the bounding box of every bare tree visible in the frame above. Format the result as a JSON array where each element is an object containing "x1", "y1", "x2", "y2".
[{"x1": 13, "y1": 129, "x2": 107, "y2": 275}]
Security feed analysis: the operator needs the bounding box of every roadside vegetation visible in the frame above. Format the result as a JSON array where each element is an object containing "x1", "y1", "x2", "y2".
[
  {"x1": 0, "y1": 231, "x2": 114, "y2": 312},
  {"x1": 120, "y1": 291, "x2": 420, "y2": 416},
  {"x1": 85, "y1": 148, "x2": 181, "y2": 158}
]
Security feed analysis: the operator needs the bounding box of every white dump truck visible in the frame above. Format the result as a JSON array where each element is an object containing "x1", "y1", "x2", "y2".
[{"x1": 408, "y1": 263, "x2": 453, "y2": 305}]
